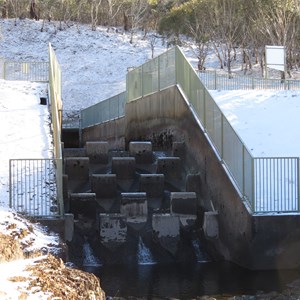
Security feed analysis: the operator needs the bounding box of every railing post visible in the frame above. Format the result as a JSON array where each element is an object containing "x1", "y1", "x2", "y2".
[
  {"x1": 221, "y1": 114, "x2": 224, "y2": 160},
  {"x1": 3, "y1": 61, "x2": 6, "y2": 80},
  {"x1": 251, "y1": 157, "x2": 255, "y2": 212},
  {"x1": 214, "y1": 69, "x2": 217, "y2": 90},
  {"x1": 158, "y1": 55, "x2": 160, "y2": 92},
  {"x1": 242, "y1": 145, "x2": 245, "y2": 196},
  {"x1": 57, "y1": 158, "x2": 64, "y2": 217},
  {"x1": 9, "y1": 159, "x2": 12, "y2": 209},
  {"x1": 141, "y1": 64, "x2": 144, "y2": 97},
  {"x1": 298, "y1": 158, "x2": 300, "y2": 212}
]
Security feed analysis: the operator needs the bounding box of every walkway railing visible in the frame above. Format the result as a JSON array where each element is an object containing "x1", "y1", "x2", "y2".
[
  {"x1": 81, "y1": 92, "x2": 126, "y2": 128},
  {"x1": 8, "y1": 44, "x2": 64, "y2": 217},
  {"x1": 9, "y1": 159, "x2": 60, "y2": 217},
  {"x1": 198, "y1": 70, "x2": 300, "y2": 90},
  {"x1": 3, "y1": 61, "x2": 49, "y2": 82},
  {"x1": 125, "y1": 46, "x2": 299, "y2": 213}
]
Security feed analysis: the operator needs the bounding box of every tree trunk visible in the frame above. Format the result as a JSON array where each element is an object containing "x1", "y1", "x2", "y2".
[
  {"x1": 2, "y1": 0, "x2": 8, "y2": 18},
  {"x1": 124, "y1": 12, "x2": 129, "y2": 31},
  {"x1": 30, "y1": 0, "x2": 38, "y2": 20}
]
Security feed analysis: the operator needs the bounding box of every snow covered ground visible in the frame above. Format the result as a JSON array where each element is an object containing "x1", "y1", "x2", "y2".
[
  {"x1": 0, "y1": 17, "x2": 300, "y2": 298},
  {"x1": 0, "y1": 79, "x2": 60, "y2": 298},
  {"x1": 0, "y1": 18, "x2": 172, "y2": 115},
  {"x1": 210, "y1": 89, "x2": 300, "y2": 158},
  {"x1": 0, "y1": 80, "x2": 51, "y2": 207}
]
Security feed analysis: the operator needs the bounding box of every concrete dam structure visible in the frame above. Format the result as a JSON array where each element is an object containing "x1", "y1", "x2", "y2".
[
  {"x1": 64, "y1": 137, "x2": 202, "y2": 265},
  {"x1": 62, "y1": 84, "x2": 300, "y2": 270},
  {"x1": 62, "y1": 48, "x2": 300, "y2": 271}
]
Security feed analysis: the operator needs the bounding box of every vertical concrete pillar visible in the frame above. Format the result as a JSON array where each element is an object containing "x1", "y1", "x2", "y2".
[
  {"x1": 156, "y1": 157, "x2": 181, "y2": 180},
  {"x1": 69, "y1": 193, "x2": 97, "y2": 219},
  {"x1": 99, "y1": 213, "x2": 127, "y2": 250},
  {"x1": 139, "y1": 174, "x2": 164, "y2": 198},
  {"x1": 64, "y1": 213, "x2": 74, "y2": 242},
  {"x1": 64, "y1": 157, "x2": 89, "y2": 182},
  {"x1": 170, "y1": 192, "x2": 197, "y2": 227},
  {"x1": 152, "y1": 213, "x2": 180, "y2": 256},
  {"x1": 120, "y1": 192, "x2": 148, "y2": 227},
  {"x1": 112, "y1": 157, "x2": 136, "y2": 179},
  {"x1": 91, "y1": 174, "x2": 117, "y2": 199},
  {"x1": 203, "y1": 211, "x2": 219, "y2": 239},
  {"x1": 85, "y1": 141, "x2": 109, "y2": 164},
  {"x1": 129, "y1": 141, "x2": 153, "y2": 163},
  {"x1": 139, "y1": 174, "x2": 164, "y2": 209}
]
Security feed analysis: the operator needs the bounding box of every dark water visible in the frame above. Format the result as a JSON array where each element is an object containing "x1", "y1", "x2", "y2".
[{"x1": 83, "y1": 262, "x2": 300, "y2": 299}]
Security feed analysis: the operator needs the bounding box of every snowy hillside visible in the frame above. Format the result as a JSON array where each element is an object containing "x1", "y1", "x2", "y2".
[{"x1": 0, "y1": 18, "x2": 174, "y2": 115}]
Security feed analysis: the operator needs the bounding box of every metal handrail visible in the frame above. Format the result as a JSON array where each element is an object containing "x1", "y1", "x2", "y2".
[
  {"x1": 4, "y1": 61, "x2": 49, "y2": 82},
  {"x1": 197, "y1": 70, "x2": 300, "y2": 90}
]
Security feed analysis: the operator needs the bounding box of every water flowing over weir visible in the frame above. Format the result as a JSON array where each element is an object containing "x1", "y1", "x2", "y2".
[
  {"x1": 82, "y1": 240, "x2": 102, "y2": 267},
  {"x1": 137, "y1": 236, "x2": 156, "y2": 265}
]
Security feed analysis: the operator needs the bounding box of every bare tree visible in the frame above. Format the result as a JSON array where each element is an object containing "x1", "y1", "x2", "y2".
[
  {"x1": 105, "y1": 0, "x2": 124, "y2": 31},
  {"x1": 208, "y1": 0, "x2": 245, "y2": 75},
  {"x1": 1, "y1": 0, "x2": 8, "y2": 18},
  {"x1": 8, "y1": 0, "x2": 20, "y2": 25},
  {"x1": 90, "y1": 0, "x2": 103, "y2": 31},
  {"x1": 126, "y1": 0, "x2": 149, "y2": 43},
  {"x1": 29, "y1": 0, "x2": 39, "y2": 20},
  {"x1": 251, "y1": 0, "x2": 300, "y2": 78},
  {"x1": 180, "y1": 0, "x2": 211, "y2": 70}
]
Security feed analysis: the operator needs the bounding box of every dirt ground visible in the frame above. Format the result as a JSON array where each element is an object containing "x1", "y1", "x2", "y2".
[{"x1": 0, "y1": 214, "x2": 106, "y2": 300}]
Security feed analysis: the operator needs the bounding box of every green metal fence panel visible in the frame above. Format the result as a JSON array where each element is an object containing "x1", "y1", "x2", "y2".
[
  {"x1": 81, "y1": 92, "x2": 126, "y2": 128},
  {"x1": 4, "y1": 62, "x2": 49, "y2": 82},
  {"x1": 9, "y1": 158, "x2": 63, "y2": 217},
  {"x1": 188, "y1": 69, "x2": 206, "y2": 125},
  {"x1": 142, "y1": 57, "x2": 159, "y2": 96},
  {"x1": 222, "y1": 117, "x2": 245, "y2": 193},
  {"x1": 254, "y1": 157, "x2": 299, "y2": 213},
  {"x1": 243, "y1": 147, "x2": 254, "y2": 210},
  {"x1": 204, "y1": 90, "x2": 223, "y2": 156},
  {"x1": 176, "y1": 48, "x2": 190, "y2": 98},
  {"x1": 159, "y1": 47, "x2": 176, "y2": 90},
  {"x1": 127, "y1": 66, "x2": 142, "y2": 102},
  {"x1": 126, "y1": 48, "x2": 176, "y2": 103}
]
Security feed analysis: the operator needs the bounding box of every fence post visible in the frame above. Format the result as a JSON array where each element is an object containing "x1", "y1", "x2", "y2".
[
  {"x1": 3, "y1": 61, "x2": 6, "y2": 80},
  {"x1": 158, "y1": 55, "x2": 161, "y2": 91},
  {"x1": 251, "y1": 157, "x2": 255, "y2": 212},
  {"x1": 298, "y1": 158, "x2": 300, "y2": 212},
  {"x1": 141, "y1": 64, "x2": 144, "y2": 97},
  {"x1": 221, "y1": 114, "x2": 224, "y2": 160},
  {"x1": 214, "y1": 70, "x2": 217, "y2": 90},
  {"x1": 9, "y1": 159, "x2": 12, "y2": 209},
  {"x1": 57, "y1": 158, "x2": 64, "y2": 217}
]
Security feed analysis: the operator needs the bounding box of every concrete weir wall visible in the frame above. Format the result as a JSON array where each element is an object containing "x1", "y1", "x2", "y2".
[{"x1": 81, "y1": 85, "x2": 300, "y2": 270}]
